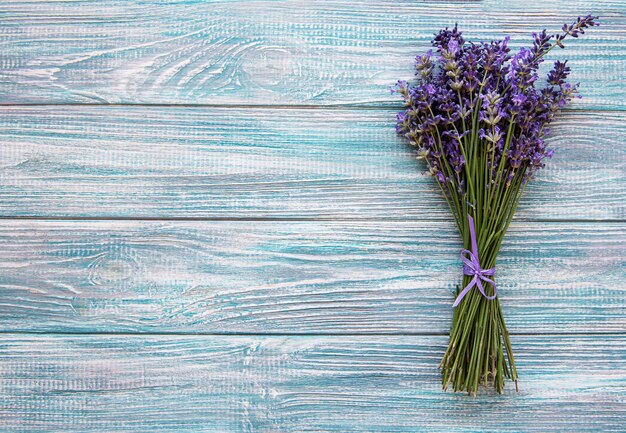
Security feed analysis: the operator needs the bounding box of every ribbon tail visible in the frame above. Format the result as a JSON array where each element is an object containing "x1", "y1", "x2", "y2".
[
  {"x1": 480, "y1": 276, "x2": 498, "y2": 300},
  {"x1": 467, "y1": 214, "x2": 479, "y2": 257},
  {"x1": 452, "y1": 277, "x2": 477, "y2": 308}
]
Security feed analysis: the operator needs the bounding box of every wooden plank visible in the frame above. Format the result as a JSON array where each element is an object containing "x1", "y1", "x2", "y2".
[
  {"x1": 1, "y1": 106, "x2": 624, "y2": 220},
  {"x1": 0, "y1": 0, "x2": 623, "y2": 108},
  {"x1": 1, "y1": 334, "x2": 624, "y2": 432},
  {"x1": 0, "y1": 219, "x2": 623, "y2": 334}
]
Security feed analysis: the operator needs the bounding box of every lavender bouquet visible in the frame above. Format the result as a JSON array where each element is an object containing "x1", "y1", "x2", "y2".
[{"x1": 393, "y1": 15, "x2": 599, "y2": 395}]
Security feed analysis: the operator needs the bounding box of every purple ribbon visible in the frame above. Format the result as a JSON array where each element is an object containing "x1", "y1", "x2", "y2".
[{"x1": 452, "y1": 214, "x2": 498, "y2": 308}]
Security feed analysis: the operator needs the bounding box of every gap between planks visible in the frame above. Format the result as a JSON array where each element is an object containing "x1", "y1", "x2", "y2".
[
  {"x1": 1, "y1": 217, "x2": 625, "y2": 223},
  {"x1": 2, "y1": 331, "x2": 626, "y2": 337},
  {"x1": 0, "y1": 103, "x2": 623, "y2": 114}
]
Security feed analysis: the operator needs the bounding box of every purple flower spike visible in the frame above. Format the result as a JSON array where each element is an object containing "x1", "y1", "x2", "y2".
[{"x1": 394, "y1": 15, "x2": 599, "y2": 198}]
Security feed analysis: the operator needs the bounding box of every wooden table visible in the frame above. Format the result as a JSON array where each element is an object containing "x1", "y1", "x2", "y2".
[{"x1": 1, "y1": 1, "x2": 624, "y2": 431}]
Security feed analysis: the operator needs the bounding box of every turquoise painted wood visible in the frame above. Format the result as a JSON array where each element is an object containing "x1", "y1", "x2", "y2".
[
  {"x1": 1, "y1": 1, "x2": 625, "y2": 431},
  {"x1": 0, "y1": 220, "x2": 624, "y2": 334},
  {"x1": 1, "y1": 107, "x2": 624, "y2": 220},
  {"x1": 1, "y1": 335, "x2": 625, "y2": 432},
  {"x1": 0, "y1": 0, "x2": 624, "y2": 108}
]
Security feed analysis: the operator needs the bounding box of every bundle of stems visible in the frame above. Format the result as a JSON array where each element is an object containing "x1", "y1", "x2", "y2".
[
  {"x1": 393, "y1": 15, "x2": 598, "y2": 395},
  {"x1": 438, "y1": 130, "x2": 526, "y2": 395},
  {"x1": 438, "y1": 99, "x2": 530, "y2": 394}
]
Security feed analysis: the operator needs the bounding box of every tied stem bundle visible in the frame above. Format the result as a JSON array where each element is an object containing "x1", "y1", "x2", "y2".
[{"x1": 393, "y1": 15, "x2": 599, "y2": 395}]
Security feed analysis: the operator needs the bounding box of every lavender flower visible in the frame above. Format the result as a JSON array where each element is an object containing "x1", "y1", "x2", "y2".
[
  {"x1": 394, "y1": 15, "x2": 599, "y2": 198},
  {"x1": 392, "y1": 15, "x2": 599, "y2": 396}
]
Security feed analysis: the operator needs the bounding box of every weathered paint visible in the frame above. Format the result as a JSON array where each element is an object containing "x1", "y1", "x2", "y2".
[
  {"x1": 0, "y1": 0, "x2": 624, "y2": 108},
  {"x1": 0, "y1": 335, "x2": 624, "y2": 432},
  {"x1": 0, "y1": 1, "x2": 625, "y2": 431},
  {"x1": 0, "y1": 219, "x2": 624, "y2": 334},
  {"x1": 1, "y1": 107, "x2": 624, "y2": 220}
]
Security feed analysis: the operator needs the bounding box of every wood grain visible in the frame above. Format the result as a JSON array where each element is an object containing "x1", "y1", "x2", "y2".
[
  {"x1": 1, "y1": 106, "x2": 624, "y2": 220},
  {"x1": 1, "y1": 1, "x2": 624, "y2": 428},
  {"x1": 0, "y1": 0, "x2": 623, "y2": 108},
  {"x1": 1, "y1": 334, "x2": 624, "y2": 432},
  {"x1": 0, "y1": 219, "x2": 623, "y2": 334}
]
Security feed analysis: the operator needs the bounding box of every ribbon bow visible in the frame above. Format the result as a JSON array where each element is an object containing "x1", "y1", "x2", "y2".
[{"x1": 452, "y1": 214, "x2": 498, "y2": 308}]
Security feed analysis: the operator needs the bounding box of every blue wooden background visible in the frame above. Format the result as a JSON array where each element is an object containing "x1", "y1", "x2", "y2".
[{"x1": 0, "y1": 1, "x2": 625, "y2": 431}]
